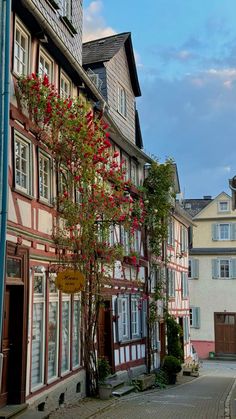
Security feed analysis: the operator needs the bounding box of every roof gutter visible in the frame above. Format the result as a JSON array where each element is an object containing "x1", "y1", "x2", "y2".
[{"x1": 22, "y1": 0, "x2": 106, "y2": 107}]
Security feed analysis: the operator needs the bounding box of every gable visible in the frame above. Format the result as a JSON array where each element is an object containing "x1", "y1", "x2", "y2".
[{"x1": 194, "y1": 192, "x2": 233, "y2": 219}]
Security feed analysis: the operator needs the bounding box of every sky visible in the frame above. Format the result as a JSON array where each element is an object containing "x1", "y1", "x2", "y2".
[{"x1": 83, "y1": 0, "x2": 236, "y2": 198}]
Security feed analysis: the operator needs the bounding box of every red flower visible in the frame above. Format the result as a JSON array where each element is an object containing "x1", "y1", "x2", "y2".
[{"x1": 43, "y1": 74, "x2": 49, "y2": 87}]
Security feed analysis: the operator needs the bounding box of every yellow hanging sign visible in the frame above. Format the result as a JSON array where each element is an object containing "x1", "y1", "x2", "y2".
[{"x1": 56, "y1": 270, "x2": 85, "y2": 294}]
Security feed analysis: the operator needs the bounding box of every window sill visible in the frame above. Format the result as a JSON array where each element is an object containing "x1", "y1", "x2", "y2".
[
  {"x1": 117, "y1": 109, "x2": 127, "y2": 120},
  {"x1": 38, "y1": 198, "x2": 54, "y2": 208},
  {"x1": 13, "y1": 187, "x2": 34, "y2": 200},
  {"x1": 60, "y1": 16, "x2": 77, "y2": 35}
]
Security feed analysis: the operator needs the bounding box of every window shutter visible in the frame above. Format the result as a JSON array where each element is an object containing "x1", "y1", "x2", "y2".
[
  {"x1": 193, "y1": 259, "x2": 199, "y2": 279},
  {"x1": 212, "y1": 224, "x2": 218, "y2": 240},
  {"x1": 212, "y1": 259, "x2": 219, "y2": 279},
  {"x1": 116, "y1": 296, "x2": 123, "y2": 342},
  {"x1": 141, "y1": 299, "x2": 147, "y2": 338},
  {"x1": 231, "y1": 259, "x2": 236, "y2": 278},
  {"x1": 231, "y1": 223, "x2": 236, "y2": 240},
  {"x1": 195, "y1": 307, "x2": 200, "y2": 328}
]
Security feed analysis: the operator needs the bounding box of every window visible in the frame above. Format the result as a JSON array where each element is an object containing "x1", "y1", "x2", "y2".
[
  {"x1": 131, "y1": 161, "x2": 138, "y2": 186},
  {"x1": 131, "y1": 297, "x2": 139, "y2": 337},
  {"x1": 121, "y1": 297, "x2": 129, "y2": 340},
  {"x1": 120, "y1": 226, "x2": 130, "y2": 255},
  {"x1": 212, "y1": 223, "x2": 236, "y2": 241},
  {"x1": 14, "y1": 133, "x2": 31, "y2": 194},
  {"x1": 181, "y1": 272, "x2": 188, "y2": 298},
  {"x1": 60, "y1": 72, "x2": 71, "y2": 99},
  {"x1": 39, "y1": 153, "x2": 51, "y2": 202},
  {"x1": 31, "y1": 273, "x2": 45, "y2": 389},
  {"x1": 117, "y1": 295, "x2": 145, "y2": 342},
  {"x1": 59, "y1": 169, "x2": 69, "y2": 194},
  {"x1": 190, "y1": 307, "x2": 200, "y2": 328},
  {"x1": 61, "y1": 296, "x2": 71, "y2": 374},
  {"x1": 188, "y1": 259, "x2": 199, "y2": 279},
  {"x1": 212, "y1": 258, "x2": 236, "y2": 279},
  {"x1": 39, "y1": 49, "x2": 53, "y2": 82},
  {"x1": 61, "y1": 0, "x2": 72, "y2": 20},
  {"x1": 14, "y1": 19, "x2": 30, "y2": 76},
  {"x1": 219, "y1": 224, "x2": 230, "y2": 240},
  {"x1": 48, "y1": 277, "x2": 59, "y2": 381},
  {"x1": 218, "y1": 201, "x2": 229, "y2": 212},
  {"x1": 168, "y1": 269, "x2": 175, "y2": 298},
  {"x1": 118, "y1": 85, "x2": 127, "y2": 117},
  {"x1": 122, "y1": 154, "x2": 130, "y2": 181},
  {"x1": 167, "y1": 219, "x2": 174, "y2": 246},
  {"x1": 180, "y1": 225, "x2": 188, "y2": 252},
  {"x1": 72, "y1": 298, "x2": 80, "y2": 367}
]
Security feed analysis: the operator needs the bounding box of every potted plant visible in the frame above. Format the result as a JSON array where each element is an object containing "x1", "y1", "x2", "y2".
[
  {"x1": 98, "y1": 358, "x2": 112, "y2": 400},
  {"x1": 162, "y1": 355, "x2": 182, "y2": 384}
]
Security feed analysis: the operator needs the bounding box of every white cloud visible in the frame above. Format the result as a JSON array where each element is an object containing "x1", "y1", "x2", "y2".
[{"x1": 83, "y1": 1, "x2": 116, "y2": 42}]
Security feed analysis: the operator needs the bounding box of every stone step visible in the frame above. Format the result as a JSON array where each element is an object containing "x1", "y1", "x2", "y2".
[
  {"x1": 105, "y1": 378, "x2": 125, "y2": 389},
  {"x1": 112, "y1": 385, "x2": 135, "y2": 397},
  {"x1": 0, "y1": 404, "x2": 28, "y2": 419},
  {"x1": 16, "y1": 410, "x2": 49, "y2": 419}
]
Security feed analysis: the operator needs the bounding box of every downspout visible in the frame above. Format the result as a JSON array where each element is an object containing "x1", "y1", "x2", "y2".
[{"x1": 0, "y1": 0, "x2": 11, "y2": 348}]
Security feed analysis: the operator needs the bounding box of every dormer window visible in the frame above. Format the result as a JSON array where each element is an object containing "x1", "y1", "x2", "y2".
[
  {"x1": 118, "y1": 84, "x2": 127, "y2": 117},
  {"x1": 61, "y1": 0, "x2": 72, "y2": 20},
  {"x1": 218, "y1": 201, "x2": 229, "y2": 212}
]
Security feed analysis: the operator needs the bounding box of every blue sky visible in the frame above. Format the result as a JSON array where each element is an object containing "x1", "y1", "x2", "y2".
[{"x1": 83, "y1": 0, "x2": 236, "y2": 198}]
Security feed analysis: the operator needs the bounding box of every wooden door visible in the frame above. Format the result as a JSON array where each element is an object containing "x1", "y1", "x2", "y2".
[
  {"x1": 215, "y1": 313, "x2": 236, "y2": 354},
  {"x1": 98, "y1": 300, "x2": 113, "y2": 371},
  {"x1": 0, "y1": 244, "x2": 29, "y2": 407}
]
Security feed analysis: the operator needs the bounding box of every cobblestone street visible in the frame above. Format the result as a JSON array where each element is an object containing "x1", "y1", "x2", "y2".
[{"x1": 49, "y1": 361, "x2": 236, "y2": 419}]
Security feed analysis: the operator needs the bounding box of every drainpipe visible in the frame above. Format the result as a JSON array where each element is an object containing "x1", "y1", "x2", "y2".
[{"x1": 0, "y1": 0, "x2": 11, "y2": 354}]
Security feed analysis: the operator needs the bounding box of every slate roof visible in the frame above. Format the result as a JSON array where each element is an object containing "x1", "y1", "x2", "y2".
[
  {"x1": 82, "y1": 32, "x2": 141, "y2": 97},
  {"x1": 182, "y1": 198, "x2": 213, "y2": 217}
]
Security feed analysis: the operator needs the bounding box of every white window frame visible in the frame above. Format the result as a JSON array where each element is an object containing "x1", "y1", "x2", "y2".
[
  {"x1": 118, "y1": 84, "x2": 127, "y2": 117},
  {"x1": 131, "y1": 297, "x2": 140, "y2": 338},
  {"x1": 61, "y1": 294, "x2": 71, "y2": 375},
  {"x1": 31, "y1": 272, "x2": 46, "y2": 391},
  {"x1": 72, "y1": 295, "x2": 81, "y2": 368},
  {"x1": 48, "y1": 277, "x2": 59, "y2": 382},
  {"x1": 218, "y1": 201, "x2": 229, "y2": 212},
  {"x1": 60, "y1": 71, "x2": 71, "y2": 99},
  {"x1": 130, "y1": 161, "x2": 138, "y2": 186},
  {"x1": 120, "y1": 226, "x2": 130, "y2": 255},
  {"x1": 39, "y1": 48, "x2": 54, "y2": 83},
  {"x1": 14, "y1": 17, "x2": 30, "y2": 76},
  {"x1": 14, "y1": 132, "x2": 32, "y2": 195},
  {"x1": 219, "y1": 259, "x2": 230, "y2": 278},
  {"x1": 120, "y1": 297, "x2": 129, "y2": 340},
  {"x1": 39, "y1": 151, "x2": 51, "y2": 203},
  {"x1": 61, "y1": 0, "x2": 72, "y2": 20},
  {"x1": 219, "y1": 223, "x2": 230, "y2": 240}
]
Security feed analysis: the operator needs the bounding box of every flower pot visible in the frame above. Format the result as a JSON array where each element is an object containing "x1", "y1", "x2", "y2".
[
  {"x1": 98, "y1": 384, "x2": 113, "y2": 400},
  {"x1": 168, "y1": 373, "x2": 177, "y2": 385}
]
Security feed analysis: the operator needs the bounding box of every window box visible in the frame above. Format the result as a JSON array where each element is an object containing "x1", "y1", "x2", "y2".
[{"x1": 60, "y1": 16, "x2": 77, "y2": 35}]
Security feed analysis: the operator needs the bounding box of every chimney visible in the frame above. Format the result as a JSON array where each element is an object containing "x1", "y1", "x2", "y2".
[{"x1": 203, "y1": 195, "x2": 212, "y2": 200}]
